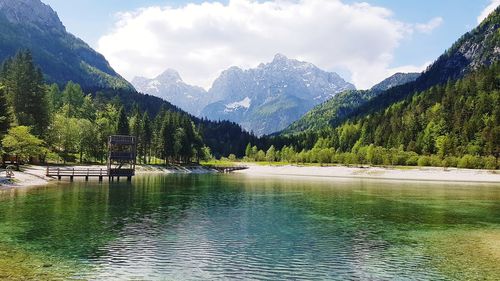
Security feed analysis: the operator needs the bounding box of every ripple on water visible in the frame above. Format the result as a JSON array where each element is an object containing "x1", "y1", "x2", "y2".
[{"x1": 3, "y1": 176, "x2": 496, "y2": 280}]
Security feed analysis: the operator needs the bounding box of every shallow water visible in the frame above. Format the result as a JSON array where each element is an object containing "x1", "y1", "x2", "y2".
[{"x1": 0, "y1": 174, "x2": 499, "y2": 280}]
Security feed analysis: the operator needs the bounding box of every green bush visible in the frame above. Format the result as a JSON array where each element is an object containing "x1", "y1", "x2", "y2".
[
  {"x1": 458, "y1": 154, "x2": 482, "y2": 169},
  {"x1": 430, "y1": 155, "x2": 443, "y2": 167},
  {"x1": 442, "y1": 156, "x2": 458, "y2": 167},
  {"x1": 335, "y1": 153, "x2": 345, "y2": 164},
  {"x1": 406, "y1": 155, "x2": 420, "y2": 166},
  {"x1": 417, "y1": 156, "x2": 431, "y2": 167},
  {"x1": 483, "y1": 156, "x2": 497, "y2": 170},
  {"x1": 343, "y1": 153, "x2": 358, "y2": 165}
]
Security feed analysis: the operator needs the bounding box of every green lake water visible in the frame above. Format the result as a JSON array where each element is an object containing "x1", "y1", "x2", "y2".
[{"x1": 0, "y1": 174, "x2": 499, "y2": 280}]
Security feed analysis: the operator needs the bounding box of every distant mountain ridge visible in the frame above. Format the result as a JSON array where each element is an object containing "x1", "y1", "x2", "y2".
[
  {"x1": 371, "y1": 72, "x2": 420, "y2": 92},
  {"x1": 203, "y1": 54, "x2": 355, "y2": 136},
  {"x1": 282, "y1": 72, "x2": 421, "y2": 134},
  {"x1": 135, "y1": 54, "x2": 355, "y2": 136},
  {"x1": 133, "y1": 69, "x2": 208, "y2": 116},
  {"x1": 0, "y1": 0, "x2": 133, "y2": 90}
]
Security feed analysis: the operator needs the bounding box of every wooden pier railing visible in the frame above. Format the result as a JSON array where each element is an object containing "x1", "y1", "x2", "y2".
[{"x1": 46, "y1": 167, "x2": 109, "y2": 182}]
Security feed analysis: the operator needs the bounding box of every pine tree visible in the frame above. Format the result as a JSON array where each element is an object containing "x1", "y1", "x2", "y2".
[
  {"x1": 160, "y1": 114, "x2": 175, "y2": 163},
  {"x1": 61, "y1": 81, "x2": 85, "y2": 117},
  {"x1": 245, "y1": 143, "x2": 252, "y2": 159},
  {"x1": 140, "y1": 112, "x2": 152, "y2": 163},
  {"x1": 1, "y1": 50, "x2": 49, "y2": 137},
  {"x1": 117, "y1": 106, "x2": 129, "y2": 135}
]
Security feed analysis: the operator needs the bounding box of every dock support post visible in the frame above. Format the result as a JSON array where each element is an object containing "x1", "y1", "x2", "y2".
[
  {"x1": 70, "y1": 176, "x2": 74, "y2": 182},
  {"x1": 127, "y1": 176, "x2": 132, "y2": 182}
]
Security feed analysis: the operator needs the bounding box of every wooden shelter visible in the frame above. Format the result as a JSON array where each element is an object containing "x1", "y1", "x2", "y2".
[{"x1": 107, "y1": 135, "x2": 137, "y2": 181}]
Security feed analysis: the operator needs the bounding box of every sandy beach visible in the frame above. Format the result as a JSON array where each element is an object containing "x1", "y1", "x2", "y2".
[
  {"x1": 1, "y1": 163, "x2": 499, "y2": 189},
  {"x1": 0, "y1": 164, "x2": 217, "y2": 189},
  {"x1": 234, "y1": 164, "x2": 500, "y2": 184}
]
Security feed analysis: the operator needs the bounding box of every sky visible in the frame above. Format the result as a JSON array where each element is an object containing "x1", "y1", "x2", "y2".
[{"x1": 42, "y1": 0, "x2": 500, "y2": 89}]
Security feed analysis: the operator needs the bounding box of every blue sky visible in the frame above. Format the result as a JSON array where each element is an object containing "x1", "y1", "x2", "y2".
[{"x1": 43, "y1": 0, "x2": 499, "y2": 89}]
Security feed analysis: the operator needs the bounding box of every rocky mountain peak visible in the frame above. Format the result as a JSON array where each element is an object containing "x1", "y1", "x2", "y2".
[
  {"x1": 0, "y1": 0, "x2": 64, "y2": 32},
  {"x1": 202, "y1": 55, "x2": 355, "y2": 136},
  {"x1": 157, "y1": 69, "x2": 182, "y2": 83},
  {"x1": 371, "y1": 72, "x2": 421, "y2": 92},
  {"x1": 272, "y1": 53, "x2": 289, "y2": 62}
]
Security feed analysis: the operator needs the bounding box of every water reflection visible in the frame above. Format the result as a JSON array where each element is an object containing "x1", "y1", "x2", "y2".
[{"x1": 0, "y1": 174, "x2": 499, "y2": 280}]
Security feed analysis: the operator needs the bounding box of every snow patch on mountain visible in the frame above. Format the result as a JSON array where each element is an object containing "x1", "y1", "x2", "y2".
[{"x1": 225, "y1": 97, "x2": 251, "y2": 112}]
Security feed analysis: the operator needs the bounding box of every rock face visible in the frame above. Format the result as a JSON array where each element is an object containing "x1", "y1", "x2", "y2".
[
  {"x1": 0, "y1": 0, "x2": 63, "y2": 30},
  {"x1": 133, "y1": 70, "x2": 208, "y2": 116},
  {"x1": 0, "y1": 0, "x2": 133, "y2": 90},
  {"x1": 201, "y1": 54, "x2": 355, "y2": 136},
  {"x1": 415, "y1": 6, "x2": 500, "y2": 90}
]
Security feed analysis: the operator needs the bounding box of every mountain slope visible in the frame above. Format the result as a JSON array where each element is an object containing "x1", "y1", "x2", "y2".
[
  {"x1": 327, "y1": 63, "x2": 499, "y2": 160},
  {"x1": 282, "y1": 72, "x2": 420, "y2": 134},
  {"x1": 283, "y1": 6, "x2": 499, "y2": 138},
  {"x1": 349, "y1": 6, "x2": 500, "y2": 120},
  {"x1": 201, "y1": 54, "x2": 355, "y2": 136},
  {"x1": 132, "y1": 70, "x2": 208, "y2": 116},
  {"x1": 0, "y1": 0, "x2": 133, "y2": 90},
  {"x1": 270, "y1": 7, "x2": 500, "y2": 160}
]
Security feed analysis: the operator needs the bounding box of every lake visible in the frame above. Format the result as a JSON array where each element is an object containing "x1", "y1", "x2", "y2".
[{"x1": 0, "y1": 174, "x2": 499, "y2": 280}]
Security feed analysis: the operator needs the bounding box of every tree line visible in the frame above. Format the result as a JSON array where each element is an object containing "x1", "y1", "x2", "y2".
[{"x1": 0, "y1": 50, "x2": 211, "y2": 164}]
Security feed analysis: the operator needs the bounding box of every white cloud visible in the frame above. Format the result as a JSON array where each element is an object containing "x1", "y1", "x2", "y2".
[
  {"x1": 415, "y1": 17, "x2": 443, "y2": 34},
  {"x1": 477, "y1": 0, "x2": 500, "y2": 24},
  {"x1": 98, "y1": 0, "x2": 436, "y2": 90},
  {"x1": 386, "y1": 61, "x2": 431, "y2": 76}
]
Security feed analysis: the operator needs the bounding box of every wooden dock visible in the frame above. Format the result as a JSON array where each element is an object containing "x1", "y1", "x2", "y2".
[{"x1": 46, "y1": 167, "x2": 109, "y2": 182}]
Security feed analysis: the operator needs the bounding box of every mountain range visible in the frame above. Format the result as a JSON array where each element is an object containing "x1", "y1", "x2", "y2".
[
  {"x1": 1, "y1": 0, "x2": 498, "y2": 160},
  {"x1": 0, "y1": 0, "x2": 133, "y2": 90},
  {"x1": 134, "y1": 54, "x2": 355, "y2": 136},
  {"x1": 132, "y1": 69, "x2": 208, "y2": 116}
]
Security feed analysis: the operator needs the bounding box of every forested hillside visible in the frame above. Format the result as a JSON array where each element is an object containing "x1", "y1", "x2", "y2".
[
  {"x1": 349, "y1": 6, "x2": 499, "y2": 120},
  {"x1": 282, "y1": 6, "x2": 499, "y2": 139},
  {"x1": 0, "y1": 51, "x2": 256, "y2": 164},
  {"x1": 282, "y1": 73, "x2": 420, "y2": 135}
]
